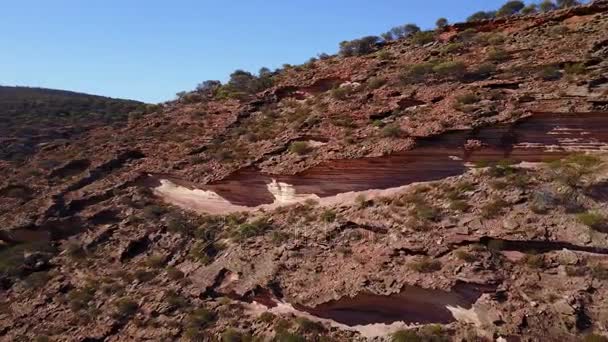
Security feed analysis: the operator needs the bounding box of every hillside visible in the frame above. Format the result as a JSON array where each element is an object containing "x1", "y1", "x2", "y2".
[
  {"x1": 0, "y1": 86, "x2": 150, "y2": 162},
  {"x1": 1, "y1": 2, "x2": 608, "y2": 341}
]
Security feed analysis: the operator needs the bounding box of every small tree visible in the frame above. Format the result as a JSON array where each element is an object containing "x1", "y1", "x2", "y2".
[
  {"x1": 557, "y1": 0, "x2": 580, "y2": 8},
  {"x1": 521, "y1": 4, "x2": 538, "y2": 14},
  {"x1": 539, "y1": 0, "x2": 557, "y2": 12},
  {"x1": 436, "y1": 18, "x2": 448, "y2": 29},
  {"x1": 196, "y1": 80, "x2": 221, "y2": 94},
  {"x1": 339, "y1": 36, "x2": 381, "y2": 56},
  {"x1": 390, "y1": 23, "x2": 421, "y2": 39},
  {"x1": 381, "y1": 31, "x2": 394, "y2": 41},
  {"x1": 497, "y1": 1, "x2": 525, "y2": 17},
  {"x1": 467, "y1": 11, "x2": 496, "y2": 22}
]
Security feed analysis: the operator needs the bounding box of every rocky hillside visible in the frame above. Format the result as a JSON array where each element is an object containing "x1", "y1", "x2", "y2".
[
  {"x1": 0, "y1": 86, "x2": 151, "y2": 163},
  {"x1": 1, "y1": 1, "x2": 608, "y2": 341}
]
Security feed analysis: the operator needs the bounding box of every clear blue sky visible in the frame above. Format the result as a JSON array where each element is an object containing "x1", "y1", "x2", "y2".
[{"x1": 2, "y1": 0, "x2": 514, "y2": 103}]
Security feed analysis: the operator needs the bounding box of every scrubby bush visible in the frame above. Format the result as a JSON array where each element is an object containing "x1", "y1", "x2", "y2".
[
  {"x1": 296, "y1": 317, "x2": 325, "y2": 333},
  {"x1": 590, "y1": 264, "x2": 608, "y2": 280},
  {"x1": 583, "y1": 334, "x2": 608, "y2": 342},
  {"x1": 367, "y1": 77, "x2": 386, "y2": 89},
  {"x1": 455, "y1": 250, "x2": 477, "y2": 262},
  {"x1": 400, "y1": 62, "x2": 435, "y2": 83},
  {"x1": 232, "y1": 218, "x2": 272, "y2": 241},
  {"x1": 113, "y1": 298, "x2": 138, "y2": 320},
  {"x1": 548, "y1": 154, "x2": 604, "y2": 188},
  {"x1": 456, "y1": 93, "x2": 479, "y2": 105},
  {"x1": 339, "y1": 36, "x2": 381, "y2": 56},
  {"x1": 411, "y1": 31, "x2": 436, "y2": 45},
  {"x1": 381, "y1": 124, "x2": 403, "y2": 138},
  {"x1": 321, "y1": 209, "x2": 337, "y2": 223},
  {"x1": 488, "y1": 48, "x2": 510, "y2": 62},
  {"x1": 166, "y1": 267, "x2": 185, "y2": 280},
  {"x1": 450, "y1": 199, "x2": 470, "y2": 212},
  {"x1": 289, "y1": 141, "x2": 311, "y2": 155},
  {"x1": 409, "y1": 258, "x2": 442, "y2": 273},
  {"x1": 330, "y1": 85, "x2": 355, "y2": 100},
  {"x1": 443, "y1": 42, "x2": 465, "y2": 54},
  {"x1": 523, "y1": 253, "x2": 545, "y2": 268},
  {"x1": 481, "y1": 198, "x2": 508, "y2": 218},
  {"x1": 565, "y1": 62, "x2": 586, "y2": 75},
  {"x1": 577, "y1": 212, "x2": 607, "y2": 232},
  {"x1": 467, "y1": 11, "x2": 496, "y2": 22},
  {"x1": 470, "y1": 63, "x2": 496, "y2": 79},
  {"x1": 221, "y1": 329, "x2": 253, "y2": 342},
  {"x1": 539, "y1": 65, "x2": 562, "y2": 81},
  {"x1": 432, "y1": 61, "x2": 467, "y2": 79}
]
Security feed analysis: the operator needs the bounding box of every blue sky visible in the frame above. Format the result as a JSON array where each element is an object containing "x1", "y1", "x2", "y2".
[{"x1": 2, "y1": 0, "x2": 515, "y2": 103}]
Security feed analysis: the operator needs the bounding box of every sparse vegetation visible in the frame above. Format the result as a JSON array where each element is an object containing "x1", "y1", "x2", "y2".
[
  {"x1": 289, "y1": 141, "x2": 312, "y2": 155},
  {"x1": 539, "y1": 65, "x2": 562, "y2": 81},
  {"x1": 409, "y1": 257, "x2": 442, "y2": 273},
  {"x1": 381, "y1": 124, "x2": 403, "y2": 138},
  {"x1": 321, "y1": 209, "x2": 337, "y2": 223},
  {"x1": 432, "y1": 61, "x2": 467, "y2": 79},
  {"x1": 481, "y1": 198, "x2": 508, "y2": 219},
  {"x1": 488, "y1": 48, "x2": 510, "y2": 62},
  {"x1": 577, "y1": 212, "x2": 607, "y2": 232},
  {"x1": 339, "y1": 36, "x2": 381, "y2": 56}
]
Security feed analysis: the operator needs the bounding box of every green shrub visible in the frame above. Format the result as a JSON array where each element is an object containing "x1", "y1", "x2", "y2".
[
  {"x1": 467, "y1": 11, "x2": 496, "y2": 22},
  {"x1": 23, "y1": 271, "x2": 50, "y2": 289},
  {"x1": 259, "y1": 312, "x2": 276, "y2": 323},
  {"x1": 381, "y1": 124, "x2": 403, "y2": 138},
  {"x1": 367, "y1": 77, "x2": 386, "y2": 90},
  {"x1": 143, "y1": 205, "x2": 166, "y2": 219},
  {"x1": 487, "y1": 48, "x2": 510, "y2": 62},
  {"x1": 413, "y1": 203, "x2": 440, "y2": 221},
  {"x1": 456, "y1": 93, "x2": 479, "y2": 105},
  {"x1": 296, "y1": 317, "x2": 324, "y2": 333},
  {"x1": 166, "y1": 267, "x2": 185, "y2": 280},
  {"x1": 146, "y1": 255, "x2": 165, "y2": 268},
  {"x1": 432, "y1": 61, "x2": 467, "y2": 78},
  {"x1": 166, "y1": 290, "x2": 189, "y2": 310},
  {"x1": 134, "y1": 269, "x2": 157, "y2": 282},
  {"x1": 577, "y1": 212, "x2": 607, "y2": 232},
  {"x1": 401, "y1": 63, "x2": 435, "y2": 83},
  {"x1": 455, "y1": 250, "x2": 477, "y2": 262},
  {"x1": 68, "y1": 285, "x2": 96, "y2": 312},
  {"x1": 321, "y1": 210, "x2": 337, "y2": 223},
  {"x1": 409, "y1": 258, "x2": 442, "y2": 273},
  {"x1": 539, "y1": 65, "x2": 562, "y2": 81},
  {"x1": 232, "y1": 218, "x2": 272, "y2": 241},
  {"x1": 590, "y1": 264, "x2": 608, "y2": 280},
  {"x1": 330, "y1": 86, "x2": 354, "y2": 100},
  {"x1": 113, "y1": 298, "x2": 138, "y2": 320},
  {"x1": 564, "y1": 63, "x2": 586, "y2": 75},
  {"x1": 289, "y1": 141, "x2": 311, "y2": 155},
  {"x1": 471, "y1": 63, "x2": 496, "y2": 79},
  {"x1": 523, "y1": 253, "x2": 545, "y2": 268},
  {"x1": 411, "y1": 31, "x2": 436, "y2": 45},
  {"x1": 339, "y1": 36, "x2": 381, "y2": 56},
  {"x1": 221, "y1": 329, "x2": 252, "y2": 342},
  {"x1": 481, "y1": 198, "x2": 508, "y2": 218},
  {"x1": 548, "y1": 154, "x2": 603, "y2": 187},
  {"x1": 187, "y1": 307, "x2": 216, "y2": 330},
  {"x1": 377, "y1": 50, "x2": 393, "y2": 60},
  {"x1": 449, "y1": 199, "x2": 470, "y2": 212},
  {"x1": 443, "y1": 42, "x2": 464, "y2": 54},
  {"x1": 583, "y1": 334, "x2": 608, "y2": 342}
]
